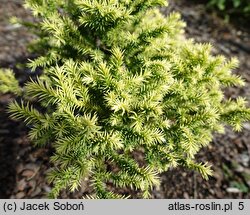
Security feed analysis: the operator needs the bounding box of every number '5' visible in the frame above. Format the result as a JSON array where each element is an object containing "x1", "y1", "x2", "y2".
[{"x1": 238, "y1": 202, "x2": 244, "y2": 210}]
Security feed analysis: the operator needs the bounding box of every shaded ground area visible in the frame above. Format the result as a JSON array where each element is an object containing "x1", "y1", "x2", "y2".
[{"x1": 0, "y1": 0, "x2": 250, "y2": 198}]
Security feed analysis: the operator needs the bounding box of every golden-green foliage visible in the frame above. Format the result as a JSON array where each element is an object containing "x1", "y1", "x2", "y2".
[
  {"x1": 0, "y1": 69, "x2": 21, "y2": 95},
  {"x1": 1, "y1": 0, "x2": 250, "y2": 198}
]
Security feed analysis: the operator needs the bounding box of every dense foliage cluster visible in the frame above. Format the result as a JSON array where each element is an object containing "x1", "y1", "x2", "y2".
[{"x1": 0, "y1": 0, "x2": 250, "y2": 198}]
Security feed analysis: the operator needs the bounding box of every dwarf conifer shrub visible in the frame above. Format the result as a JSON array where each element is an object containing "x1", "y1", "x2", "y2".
[{"x1": 1, "y1": 0, "x2": 250, "y2": 198}]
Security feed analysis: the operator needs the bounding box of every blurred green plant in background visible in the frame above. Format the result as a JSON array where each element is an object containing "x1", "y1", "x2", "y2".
[{"x1": 208, "y1": 0, "x2": 250, "y2": 16}]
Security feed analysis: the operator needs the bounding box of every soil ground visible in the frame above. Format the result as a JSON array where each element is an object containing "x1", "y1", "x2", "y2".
[{"x1": 0, "y1": 0, "x2": 250, "y2": 199}]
